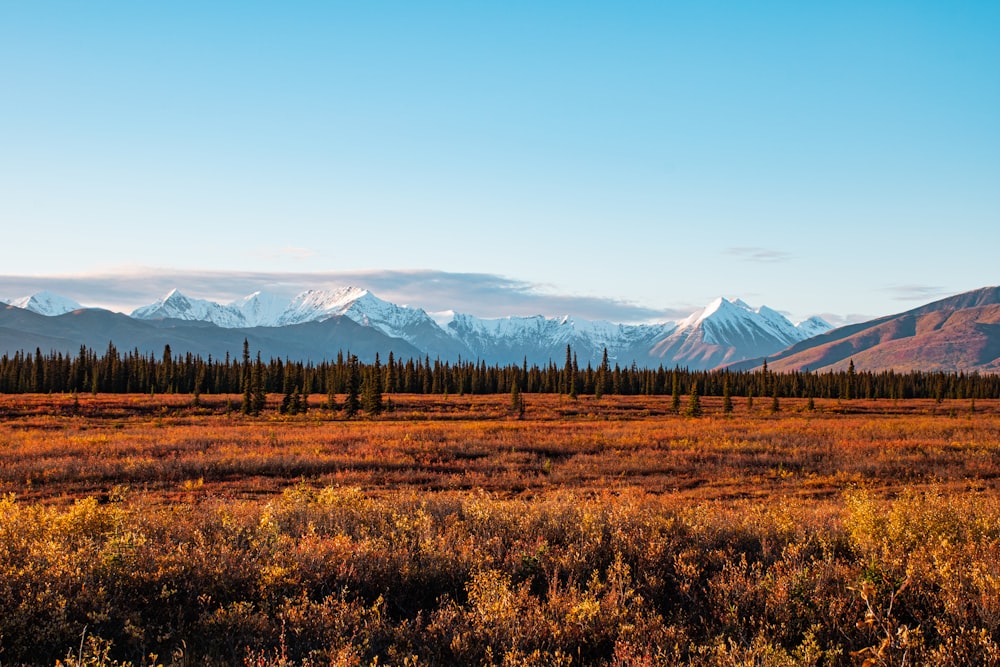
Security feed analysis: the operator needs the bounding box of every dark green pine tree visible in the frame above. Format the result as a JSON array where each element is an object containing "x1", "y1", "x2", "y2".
[
  {"x1": 240, "y1": 339, "x2": 252, "y2": 415},
  {"x1": 510, "y1": 380, "x2": 524, "y2": 418},
  {"x1": 595, "y1": 347, "x2": 610, "y2": 399},
  {"x1": 671, "y1": 371, "x2": 681, "y2": 414},
  {"x1": 722, "y1": 376, "x2": 733, "y2": 414},
  {"x1": 562, "y1": 345, "x2": 573, "y2": 396},
  {"x1": 362, "y1": 354, "x2": 383, "y2": 417},
  {"x1": 569, "y1": 351, "x2": 578, "y2": 400},
  {"x1": 343, "y1": 355, "x2": 360, "y2": 418},
  {"x1": 845, "y1": 358, "x2": 856, "y2": 400},
  {"x1": 685, "y1": 383, "x2": 702, "y2": 417},
  {"x1": 280, "y1": 363, "x2": 296, "y2": 415},
  {"x1": 386, "y1": 351, "x2": 397, "y2": 395},
  {"x1": 250, "y1": 352, "x2": 267, "y2": 416}
]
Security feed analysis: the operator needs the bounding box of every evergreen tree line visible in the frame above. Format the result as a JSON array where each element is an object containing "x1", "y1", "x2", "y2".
[{"x1": 1, "y1": 342, "x2": 999, "y2": 401}]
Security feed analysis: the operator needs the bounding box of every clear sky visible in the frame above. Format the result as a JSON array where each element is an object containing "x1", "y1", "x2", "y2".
[{"x1": 1, "y1": 1, "x2": 997, "y2": 324}]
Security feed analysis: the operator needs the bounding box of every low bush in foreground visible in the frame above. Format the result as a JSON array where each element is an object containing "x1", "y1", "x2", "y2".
[{"x1": 3, "y1": 486, "x2": 1000, "y2": 666}]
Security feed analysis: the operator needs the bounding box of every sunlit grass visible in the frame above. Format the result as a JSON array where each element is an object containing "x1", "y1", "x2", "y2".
[{"x1": 1, "y1": 394, "x2": 999, "y2": 665}]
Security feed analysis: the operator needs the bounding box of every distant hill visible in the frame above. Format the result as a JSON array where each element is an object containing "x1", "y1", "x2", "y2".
[{"x1": 729, "y1": 286, "x2": 1000, "y2": 373}]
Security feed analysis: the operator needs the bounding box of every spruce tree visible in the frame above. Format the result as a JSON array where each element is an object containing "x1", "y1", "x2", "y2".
[
  {"x1": 685, "y1": 383, "x2": 702, "y2": 417},
  {"x1": 280, "y1": 364, "x2": 295, "y2": 415},
  {"x1": 562, "y1": 345, "x2": 573, "y2": 395},
  {"x1": 362, "y1": 371, "x2": 383, "y2": 417},
  {"x1": 671, "y1": 372, "x2": 681, "y2": 414},
  {"x1": 250, "y1": 352, "x2": 266, "y2": 416},
  {"x1": 344, "y1": 355, "x2": 360, "y2": 418},
  {"x1": 511, "y1": 381, "x2": 523, "y2": 417},
  {"x1": 722, "y1": 376, "x2": 733, "y2": 414},
  {"x1": 241, "y1": 339, "x2": 252, "y2": 415}
]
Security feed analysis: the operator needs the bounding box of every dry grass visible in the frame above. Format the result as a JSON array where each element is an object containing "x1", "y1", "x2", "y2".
[{"x1": 1, "y1": 394, "x2": 1000, "y2": 665}]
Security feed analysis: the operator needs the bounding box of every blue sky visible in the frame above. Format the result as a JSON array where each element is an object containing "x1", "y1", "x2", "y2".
[{"x1": 1, "y1": 2, "x2": 997, "y2": 324}]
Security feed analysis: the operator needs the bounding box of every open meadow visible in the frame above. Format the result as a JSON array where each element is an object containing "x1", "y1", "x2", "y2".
[{"x1": 3, "y1": 393, "x2": 1000, "y2": 665}]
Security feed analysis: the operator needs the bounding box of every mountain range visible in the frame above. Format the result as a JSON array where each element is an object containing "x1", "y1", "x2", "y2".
[
  {"x1": 1, "y1": 288, "x2": 830, "y2": 369},
  {"x1": 8, "y1": 285, "x2": 1000, "y2": 373}
]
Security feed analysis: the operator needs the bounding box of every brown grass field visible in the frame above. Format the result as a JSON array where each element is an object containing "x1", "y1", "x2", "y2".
[{"x1": 2, "y1": 393, "x2": 1000, "y2": 665}]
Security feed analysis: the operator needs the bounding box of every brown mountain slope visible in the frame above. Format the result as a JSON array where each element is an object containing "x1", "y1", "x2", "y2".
[{"x1": 738, "y1": 286, "x2": 1000, "y2": 373}]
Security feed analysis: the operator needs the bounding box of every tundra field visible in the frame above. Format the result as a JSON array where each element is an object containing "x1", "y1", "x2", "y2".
[{"x1": 3, "y1": 393, "x2": 1000, "y2": 666}]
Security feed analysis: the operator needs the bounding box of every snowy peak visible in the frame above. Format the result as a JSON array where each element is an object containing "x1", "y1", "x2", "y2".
[
  {"x1": 647, "y1": 297, "x2": 834, "y2": 369},
  {"x1": 676, "y1": 297, "x2": 829, "y2": 348},
  {"x1": 446, "y1": 311, "x2": 674, "y2": 365},
  {"x1": 795, "y1": 315, "x2": 833, "y2": 339},
  {"x1": 130, "y1": 286, "x2": 441, "y2": 346},
  {"x1": 681, "y1": 296, "x2": 739, "y2": 328},
  {"x1": 130, "y1": 290, "x2": 251, "y2": 327},
  {"x1": 8, "y1": 291, "x2": 83, "y2": 316},
  {"x1": 278, "y1": 287, "x2": 373, "y2": 325},
  {"x1": 126, "y1": 288, "x2": 833, "y2": 369},
  {"x1": 283, "y1": 288, "x2": 443, "y2": 344},
  {"x1": 230, "y1": 291, "x2": 289, "y2": 328}
]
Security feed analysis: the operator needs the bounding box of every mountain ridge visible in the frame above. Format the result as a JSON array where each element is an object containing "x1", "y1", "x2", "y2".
[
  {"x1": 4, "y1": 287, "x2": 832, "y2": 369},
  {"x1": 727, "y1": 286, "x2": 1000, "y2": 373}
]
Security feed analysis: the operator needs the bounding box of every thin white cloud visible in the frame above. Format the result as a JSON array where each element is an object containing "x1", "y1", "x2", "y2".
[
  {"x1": 724, "y1": 246, "x2": 793, "y2": 263},
  {"x1": 0, "y1": 268, "x2": 684, "y2": 323},
  {"x1": 815, "y1": 312, "x2": 875, "y2": 328},
  {"x1": 880, "y1": 284, "x2": 951, "y2": 301}
]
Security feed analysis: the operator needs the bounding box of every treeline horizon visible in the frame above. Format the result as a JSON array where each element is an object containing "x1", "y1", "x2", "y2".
[{"x1": 0, "y1": 341, "x2": 997, "y2": 401}]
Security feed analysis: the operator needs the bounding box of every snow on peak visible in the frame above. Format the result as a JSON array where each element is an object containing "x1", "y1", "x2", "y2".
[
  {"x1": 672, "y1": 297, "x2": 815, "y2": 348},
  {"x1": 278, "y1": 287, "x2": 375, "y2": 325},
  {"x1": 677, "y1": 297, "x2": 744, "y2": 330},
  {"x1": 795, "y1": 315, "x2": 833, "y2": 339},
  {"x1": 129, "y1": 285, "x2": 440, "y2": 337},
  {"x1": 131, "y1": 289, "x2": 248, "y2": 327},
  {"x1": 445, "y1": 311, "x2": 674, "y2": 364},
  {"x1": 230, "y1": 291, "x2": 291, "y2": 328},
  {"x1": 123, "y1": 287, "x2": 835, "y2": 366},
  {"x1": 10, "y1": 291, "x2": 84, "y2": 316}
]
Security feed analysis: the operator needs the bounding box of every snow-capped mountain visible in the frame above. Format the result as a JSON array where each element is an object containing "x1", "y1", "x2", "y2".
[
  {"x1": 6, "y1": 291, "x2": 83, "y2": 316},
  {"x1": 444, "y1": 313, "x2": 672, "y2": 366},
  {"x1": 276, "y1": 288, "x2": 466, "y2": 359},
  {"x1": 130, "y1": 287, "x2": 466, "y2": 359},
  {"x1": 17, "y1": 288, "x2": 833, "y2": 369},
  {"x1": 794, "y1": 315, "x2": 833, "y2": 340},
  {"x1": 649, "y1": 297, "x2": 831, "y2": 369},
  {"x1": 276, "y1": 288, "x2": 423, "y2": 333},
  {"x1": 231, "y1": 291, "x2": 290, "y2": 328},
  {"x1": 130, "y1": 289, "x2": 250, "y2": 328}
]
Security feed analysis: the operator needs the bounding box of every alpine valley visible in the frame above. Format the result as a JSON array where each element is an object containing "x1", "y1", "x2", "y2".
[{"x1": 1, "y1": 288, "x2": 832, "y2": 370}]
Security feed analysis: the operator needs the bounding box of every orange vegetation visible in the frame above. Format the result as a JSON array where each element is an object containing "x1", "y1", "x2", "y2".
[{"x1": 1, "y1": 393, "x2": 999, "y2": 665}]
